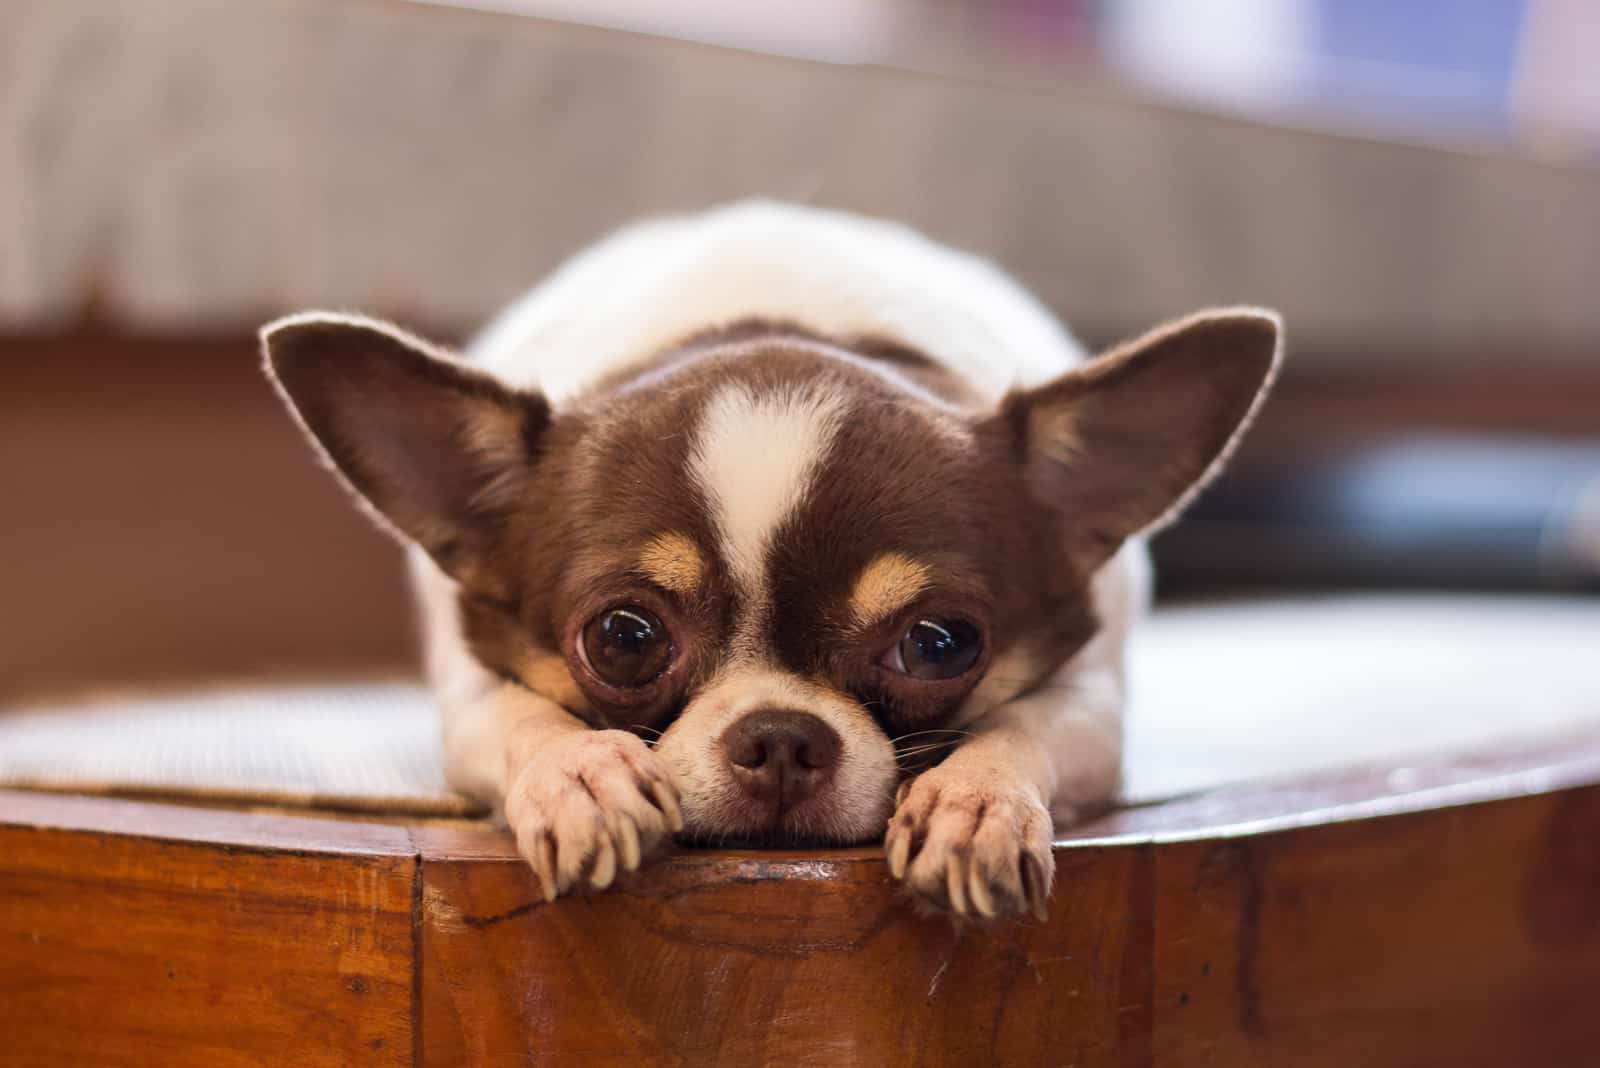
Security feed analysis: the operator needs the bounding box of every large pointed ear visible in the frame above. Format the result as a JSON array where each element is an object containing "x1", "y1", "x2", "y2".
[
  {"x1": 261, "y1": 312, "x2": 549, "y2": 600},
  {"x1": 991, "y1": 307, "x2": 1282, "y2": 570}
]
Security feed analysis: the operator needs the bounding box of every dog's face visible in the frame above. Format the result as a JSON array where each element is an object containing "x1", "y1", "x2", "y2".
[{"x1": 264, "y1": 311, "x2": 1278, "y2": 845}]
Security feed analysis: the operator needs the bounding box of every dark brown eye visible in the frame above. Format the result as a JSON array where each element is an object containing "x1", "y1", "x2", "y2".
[
  {"x1": 894, "y1": 618, "x2": 982, "y2": 681},
  {"x1": 581, "y1": 606, "x2": 672, "y2": 688}
]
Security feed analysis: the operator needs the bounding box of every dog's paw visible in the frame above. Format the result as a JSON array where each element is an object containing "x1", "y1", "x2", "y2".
[
  {"x1": 884, "y1": 767, "x2": 1054, "y2": 920},
  {"x1": 504, "y1": 729, "x2": 683, "y2": 901}
]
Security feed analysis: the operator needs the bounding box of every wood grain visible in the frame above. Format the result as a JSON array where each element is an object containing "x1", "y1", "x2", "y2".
[
  {"x1": 419, "y1": 844, "x2": 1153, "y2": 1066},
  {"x1": 3, "y1": 737, "x2": 1599, "y2": 1065},
  {"x1": 415, "y1": 738, "x2": 1600, "y2": 1066},
  {"x1": 0, "y1": 794, "x2": 417, "y2": 1067},
  {"x1": 1151, "y1": 789, "x2": 1600, "y2": 1066}
]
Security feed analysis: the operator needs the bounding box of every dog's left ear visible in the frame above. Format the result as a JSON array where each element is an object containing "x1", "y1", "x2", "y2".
[
  {"x1": 990, "y1": 307, "x2": 1281, "y2": 570},
  {"x1": 261, "y1": 312, "x2": 549, "y2": 601}
]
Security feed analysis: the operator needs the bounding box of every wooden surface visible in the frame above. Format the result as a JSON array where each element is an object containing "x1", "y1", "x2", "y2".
[
  {"x1": 416, "y1": 838, "x2": 1150, "y2": 1066},
  {"x1": 2, "y1": 733, "x2": 1598, "y2": 1065},
  {"x1": 0, "y1": 793, "x2": 417, "y2": 1067}
]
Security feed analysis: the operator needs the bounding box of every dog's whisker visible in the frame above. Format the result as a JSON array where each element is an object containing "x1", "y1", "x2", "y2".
[
  {"x1": 894, "y1": 748, "x2": 958, "y2": 762},
  {"x1": 893, "y1": 740, "x2": 963, "y2": 754},
  {"x1": 894, "y1": 739, "x2": 955, "y2": 750},
  {"x1": 888, "y1": 729, "x2": 973, "y2": 745}
]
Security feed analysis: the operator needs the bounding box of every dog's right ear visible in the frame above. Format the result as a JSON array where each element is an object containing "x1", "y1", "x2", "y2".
[{"x1": 261, "y1": 312, "x2": 549, "y2": 600}]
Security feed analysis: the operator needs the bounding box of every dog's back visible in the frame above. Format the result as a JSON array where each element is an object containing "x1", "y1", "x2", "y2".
[{"x1": 468, "y1": 200, "x2": 1088, "y2": 406}]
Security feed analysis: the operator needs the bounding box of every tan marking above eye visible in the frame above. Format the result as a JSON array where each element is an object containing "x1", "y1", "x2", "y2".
[
  {"x1": 638, "y1": 532, "x2": 708, "y2": 596},
  {"x1": 849, "y1": 552, "x2": 931, "y2": 628}
]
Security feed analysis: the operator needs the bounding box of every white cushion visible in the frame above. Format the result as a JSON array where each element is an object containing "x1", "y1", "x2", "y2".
[{"x1": 1, "y1": 595, "x2": 1595, "y2": 814}]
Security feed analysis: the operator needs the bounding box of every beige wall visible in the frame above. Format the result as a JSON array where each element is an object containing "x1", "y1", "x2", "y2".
[{"x1": 3, "y1": 0, "x2": 1599, "y2": 366}]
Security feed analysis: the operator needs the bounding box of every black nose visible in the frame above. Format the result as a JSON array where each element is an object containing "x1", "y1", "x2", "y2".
[{"x1": 720, "y1": 709, "x2": 840, "y2": 810}]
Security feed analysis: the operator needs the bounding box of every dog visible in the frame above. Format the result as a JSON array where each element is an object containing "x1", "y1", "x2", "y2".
[{"x1": 262, "y1": 201, "x2": 1280, "y2": 919}]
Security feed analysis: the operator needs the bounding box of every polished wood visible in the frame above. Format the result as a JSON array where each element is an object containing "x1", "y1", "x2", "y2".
[
  {"x1": 0, "y1": 793, "x2": 417, "y2": 1067},
  {"x1": 419, "y1": 843, "x2": 1152, "y2": 1066},
  {"x1": 4, "y1": 734, "x2": 1598, "y2": 1065},
  {"x1": 1150, "y1": 791, "x2": 1600, "y2": 1066}
]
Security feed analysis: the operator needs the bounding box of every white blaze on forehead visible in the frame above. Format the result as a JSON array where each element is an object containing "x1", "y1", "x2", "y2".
[{"x1": 688, "y1": 383, "x2": 846, "y2": 597}]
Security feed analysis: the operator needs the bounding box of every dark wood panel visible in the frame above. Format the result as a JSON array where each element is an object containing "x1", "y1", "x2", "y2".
[
  {"x1": 3, "y1": 739, "x2": 1599, "y2": 1065},
  {"x1": 0, "y1": 795, "x2": 417, "y2": 1067},
  {"x1": 1152, "y1": 789, "x2": 1600, "y2": 1065},
  {"x1": 419, "y1": 844, "x2": 1153, "y2": 1067},
  {"x1": 0, "y1": 333, "x2": 416, "y2": 700},
  {"x1": 1240, "y1": 366, "x2": 1600, "y2": 448},
  {"x1": 414, "y1": 735, "x2": 1600, "y2": 1066}
]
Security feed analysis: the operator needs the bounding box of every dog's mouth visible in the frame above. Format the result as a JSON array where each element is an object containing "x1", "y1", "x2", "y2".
[{"x1": 673, "y1": 793, "x2": 887, "y2": 850}]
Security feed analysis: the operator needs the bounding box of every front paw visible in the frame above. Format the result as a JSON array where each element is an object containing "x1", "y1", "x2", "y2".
[
  {"x1": 884, "y1": 767, "x2": 1054, "y2": 920},
  {"x1": 504, "y1": 729, "x2": 683, "y2": 901}
]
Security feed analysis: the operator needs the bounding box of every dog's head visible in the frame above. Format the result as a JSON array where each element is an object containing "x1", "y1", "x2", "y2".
[{"x1": 263, "y1": 310, "x2": 1278, "y2": 844}]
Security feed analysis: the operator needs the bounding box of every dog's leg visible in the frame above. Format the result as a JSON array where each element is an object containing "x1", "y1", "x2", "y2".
[
  {"x1": 418, "y1": 553, "x2": 683, "y2": 901},
  {"x1": 885, "y1": 658, "x2": 1123, "y2": 920},
  {"x1": 442, "y1": 683, "x2": 683, "y2": 900},
  {"x1": 885, "y1": 548, "x2": 1143, "y2": 919}
]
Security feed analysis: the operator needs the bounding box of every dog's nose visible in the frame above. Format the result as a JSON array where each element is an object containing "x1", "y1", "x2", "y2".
[{"x1": 720, "y1": 709, "x2": 840, "y2": 809}]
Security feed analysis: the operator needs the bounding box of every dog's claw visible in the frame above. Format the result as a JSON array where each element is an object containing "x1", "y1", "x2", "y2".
[
  {"x1": 649, "y1": 778, "x2": 685, "y2": 833},
  {"x1": 589, "y1": 830, "x2": 617, "y2": 890},
  {"x1": 615, "y1": 817, "x2": 642, "y2": 872},
  {"x1": 886, "y1": 827, "x2": 910, "y2": 879},
  {"x1": 968, "y1": 864, "x2": 997, "y2": 918},
  {"x1": 946, "y1": 857, "x2": 969, "y2": 914},
  {"x1": 1022, "y1": 853, "x2": 1051, "y2": 922},
  {"x1": 528, "y1": 832, "x2": 558, "y2": 903}
]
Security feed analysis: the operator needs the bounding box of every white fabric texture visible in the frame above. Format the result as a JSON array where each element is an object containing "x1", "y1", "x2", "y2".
[{"x1": 0, "y1": 595, "x2": 1595, "y2": 814}]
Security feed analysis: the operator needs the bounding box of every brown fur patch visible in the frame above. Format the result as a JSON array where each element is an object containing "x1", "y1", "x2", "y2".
[
  {"x1": 262, "y1": 313, "x2": 549, "y2": 603},
  {"x1": 991, "y1": 308, "x2": 1281, "y2": 573}
]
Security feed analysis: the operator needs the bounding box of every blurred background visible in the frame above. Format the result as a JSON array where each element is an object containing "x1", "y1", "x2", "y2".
[{"x1": 2, "y1": 0, "x2": 1597, "y2": 703}]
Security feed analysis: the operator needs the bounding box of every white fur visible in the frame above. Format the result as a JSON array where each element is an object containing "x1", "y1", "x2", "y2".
[
  {"x1": 469, "y1": 200, "x2": 1088, "y2": 403},
  {"x1": 687, "y1": 383, "x2": 845, "y2": 614}
]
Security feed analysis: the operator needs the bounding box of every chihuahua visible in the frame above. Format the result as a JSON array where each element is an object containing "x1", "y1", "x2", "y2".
[{"x1": 262, "y1": 201, "x2": 1279, "y2": 919}]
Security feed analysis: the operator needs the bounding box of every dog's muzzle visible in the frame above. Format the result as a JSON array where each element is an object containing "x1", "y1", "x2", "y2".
[{"x1": 718, "y1": 709, "x2": 840, "y2": 816}]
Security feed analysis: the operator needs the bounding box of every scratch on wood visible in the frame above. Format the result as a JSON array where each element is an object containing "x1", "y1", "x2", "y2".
[
  {"x1": 926, "y1": 957, "x2": 951, "y2": 1002},
  {"x1": 1027, "y1": 954, "x2": 1073, "y2": 984},
  {"x1": 423, "y1": 884, "x2": 469, "y2": 932}
]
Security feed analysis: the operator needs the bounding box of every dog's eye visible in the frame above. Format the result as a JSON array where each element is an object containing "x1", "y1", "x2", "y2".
[
  {"x1": 891, "y1": 618, "x2": 982, "y2": 681},
  {"x1": 581, "y1": 606, "x2": 672, "y2": 688}
]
